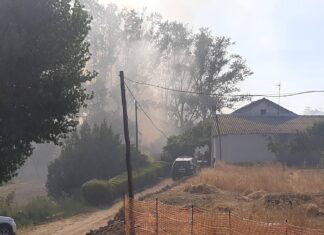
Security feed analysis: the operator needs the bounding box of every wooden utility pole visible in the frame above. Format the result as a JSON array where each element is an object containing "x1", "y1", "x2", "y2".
[
  {"x1": 120, "y1": 71, "x2": 134, "y2": 198},
  {"x1": 215, "y1": 113, "x2": 222, "y2": 161},
  {"x1": 135, "y1": 101, "x2": 139, "y2": 151}
]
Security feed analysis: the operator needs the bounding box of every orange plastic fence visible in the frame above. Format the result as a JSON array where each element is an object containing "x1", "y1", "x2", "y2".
[{"x1": 124, "y1": 198, "x2": 324, "y2": 235}]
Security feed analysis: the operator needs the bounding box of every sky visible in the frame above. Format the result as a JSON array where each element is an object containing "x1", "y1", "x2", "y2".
[{"x1": 101, "y1": 0, "x2": 324, "y2": 114}]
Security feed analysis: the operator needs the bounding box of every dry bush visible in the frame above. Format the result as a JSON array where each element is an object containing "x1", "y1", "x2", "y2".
[{"x1": 195, "y1": 163, "x2": 324, "y2": 193}]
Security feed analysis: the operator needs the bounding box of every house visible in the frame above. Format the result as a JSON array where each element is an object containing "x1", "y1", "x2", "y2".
[{"x1": 211, "y1": 98, "x2": 324, "y2": 165}]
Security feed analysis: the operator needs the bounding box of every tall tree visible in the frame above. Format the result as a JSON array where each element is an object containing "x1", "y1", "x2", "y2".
[
  {"x1": 154, "y1": 21, "x2": 194, "y2": 129},
  {"x1": 0, "y1": 0, "x2": 95, "y2": 183},
  {"x1": 154, "y1": 26, "x2": 252, "y2": 130},
  {"x1": 81, "y1": 1, "x2": 122, "y2": 124},
  {"x1": 190, "y1": 29, "x2": 252, "y2": 121}
]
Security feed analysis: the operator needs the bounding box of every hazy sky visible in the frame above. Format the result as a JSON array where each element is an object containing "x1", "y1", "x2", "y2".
[{"x1": 101, "y1": 0, "x2": 324, "y2": 114}]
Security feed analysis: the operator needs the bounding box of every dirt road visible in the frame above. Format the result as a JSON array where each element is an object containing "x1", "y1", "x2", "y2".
[{"x1": 20, "y1": 179, "x2": 173, "y2": 235}]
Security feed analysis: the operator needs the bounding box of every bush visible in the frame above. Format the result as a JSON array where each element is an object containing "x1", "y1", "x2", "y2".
[
  {"x1": 47, "y1": 121, "x2": 149, "y2": 198},
  {"x1": 16, "y1": 197, "x2": 58, "y2": 225},
  {"x1": 82, "y1": 161, "x2": 169, "y2": 205}
]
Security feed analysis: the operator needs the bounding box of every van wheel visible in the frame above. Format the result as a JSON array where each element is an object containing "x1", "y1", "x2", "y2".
[{"x1": 0, "y1": 224, "x2": 13, "y2": 235}]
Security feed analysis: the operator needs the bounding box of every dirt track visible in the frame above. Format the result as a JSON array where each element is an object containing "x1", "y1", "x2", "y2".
[{"x1": 20, "y1": 179, "x2": 173, "y2": 235}]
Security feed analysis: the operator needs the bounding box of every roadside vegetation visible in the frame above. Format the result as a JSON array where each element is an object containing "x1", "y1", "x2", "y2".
[
  {"x1": 0, "y1": 192, "x2": 92, "y2": 227},
  {"x1": 0, "y1": 121, "x2": 169, "y2": 228},
  {"x1": 46, "y1": 121, "x2": 149, "y2": 198}
]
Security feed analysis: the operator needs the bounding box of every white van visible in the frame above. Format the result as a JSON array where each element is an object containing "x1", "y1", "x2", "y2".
[{"x1": 0, "y1": 216, "x2": 16, "y2": 235}]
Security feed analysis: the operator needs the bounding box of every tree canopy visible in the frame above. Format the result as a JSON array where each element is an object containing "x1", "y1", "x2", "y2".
[
  {"x1": 0, "y1": 0, "x2": 95, "y2": 183},
  {"x1": 80, "y1": 1, "x2": 252, "y2": 135}
]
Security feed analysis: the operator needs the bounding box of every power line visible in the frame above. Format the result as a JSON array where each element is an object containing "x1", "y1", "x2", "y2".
[
  {"x1": 124, "y1": 78, "x2": 324, "y2": 98},
  {"x1": 124, "y1": 82, "x2": 168, "y2": 139}
]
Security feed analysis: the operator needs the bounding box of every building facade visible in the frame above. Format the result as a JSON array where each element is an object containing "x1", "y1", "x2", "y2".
[{"x1": 211, "y1": 98, "x2": 324, "y2": 165}]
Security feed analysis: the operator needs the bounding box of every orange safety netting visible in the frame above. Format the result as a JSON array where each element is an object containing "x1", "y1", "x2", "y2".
[{"x1": 124, "y1": 198, "x2": 324, "y2": 235}]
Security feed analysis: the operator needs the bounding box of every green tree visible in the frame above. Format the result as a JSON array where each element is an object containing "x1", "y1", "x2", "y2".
[
  {"x1": 46, "y1": 121, "x2": 149, "y2": 198},
  {"x1": 268, "y1": 123, "x2": 324, "y2": 166},
  {"x1": 0, "y1": 0, "x2": 95, "y2": 183},
  {"x1": 190, "y1": 29, "x2": 252, "y2": 120},
  {"x1": 161, "y1": 121, "x2": 211, "y2": 163}
]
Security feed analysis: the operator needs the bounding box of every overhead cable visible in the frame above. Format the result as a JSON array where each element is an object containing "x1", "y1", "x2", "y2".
[{"x1": 125, "y1": 78, "x2": 324, "y2": 98}]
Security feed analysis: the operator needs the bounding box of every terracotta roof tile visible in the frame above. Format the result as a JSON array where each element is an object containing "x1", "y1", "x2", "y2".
[{"x1": 212, "y1": 115, "x2": 324, "y2": 135}]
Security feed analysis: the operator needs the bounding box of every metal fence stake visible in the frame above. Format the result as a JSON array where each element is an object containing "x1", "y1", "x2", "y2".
[
  {"x1": 191, "y1": 204, "x2": 194, "y2": 235},
  {"x1": 123, "y1": 193, "x2": 126, "y2": 226},
  {"x1": 229, "y1": 211, "x2": 232, "y2": 235},
  {"x1": 156, "y1": 198, "x2": 159, "y2": 235}
]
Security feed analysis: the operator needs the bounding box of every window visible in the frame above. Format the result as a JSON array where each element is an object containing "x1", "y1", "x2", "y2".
[{"x1": 260, "y1": 109, "x2": 267, "y2": 115}]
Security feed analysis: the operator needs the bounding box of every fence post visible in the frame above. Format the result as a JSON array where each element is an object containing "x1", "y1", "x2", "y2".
[
  {"x1": 229, "y1": 211, "x2": 232, "y2": 235},
  {"x1": 285, "y1": 220, "x2": 288, "y2": 235},
  {"x1": 123, "y1": 193, "x2": 126, "y2": 226},
  {"x1": 156, "y1": 198, "x2": 159, "y2": 235},
  {"x1": 191, "y1": 204, "x2": 194, "y2": 235}
]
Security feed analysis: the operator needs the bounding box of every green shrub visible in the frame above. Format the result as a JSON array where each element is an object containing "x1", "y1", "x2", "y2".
[
  {"x1": 82, "y1": 180, "x2": 111, "y2": 206},
  {"x1": 47, "y1": 121, "x2": 149, "y2": 198},
  {"x1": 82, "y1": 161, "x2": 169, "y2": 205},
  {"x1": 14, "y1": 196, "x2": 58, "y2": 226},
  {"x1": 4, "y1": 196, "x2": 93, "y2": 227}
]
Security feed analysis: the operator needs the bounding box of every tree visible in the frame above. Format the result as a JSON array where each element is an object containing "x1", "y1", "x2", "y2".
[
  {"x1": 81, "y1": 1, "x2": 122, "y2": 124},
  {"x1": 154, "y1": 21, "x2": 194, "y2": 129},
  {"x1": 46, "y1": 121, "x2": 149, "y2": 198},
  {"x1": 154, "y1": 26, "x2": 252, "y2": 130},
  {"x1": 268, "y1": 123, "x2": 324, "y2": 166},
  {"x1": 190, "y1": 29, "x2": 252, "y2": 120},
  {"x1": 161, "y1": 121, "x2": 211, "y2": 163},
  {"x1": 0, "y1": 0, "x2": 95, "y2": 183}
]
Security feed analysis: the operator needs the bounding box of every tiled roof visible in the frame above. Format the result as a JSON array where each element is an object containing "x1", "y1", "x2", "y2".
[{"x1": 212, "y1": 115, "x2": 324, "y2": 135}]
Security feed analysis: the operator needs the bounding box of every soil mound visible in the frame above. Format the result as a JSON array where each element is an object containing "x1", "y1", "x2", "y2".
[
  {"x1": 302, "y1": 203, "x2": 324, "y2": 217},
  {"x1": 264, "y1": 193, "x2": 312, "y2": 207},
  {"x1": 247, "y1": 191, "x2": 266, "y2": 200},
  {"x1": 184, "y1": 184, "x2": 217, "y2": 194}
]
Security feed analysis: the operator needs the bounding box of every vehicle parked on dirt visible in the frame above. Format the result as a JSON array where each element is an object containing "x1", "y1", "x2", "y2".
[
  {"x1": 171, "y1": 157, "x2": 197, "y2": 180},
  {"x1": 0, "y1": 216, "x2": 16, "y2": 235}
]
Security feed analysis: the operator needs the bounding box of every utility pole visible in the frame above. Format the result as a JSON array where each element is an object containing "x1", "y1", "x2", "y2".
[
  {"x1": 120, "y1": 71, "x2": 135, "y2": 235},
  {"x1": 212, "y1": 105, "x2": 222, "y2": 166},
  {"x1": 135, "y1": 101, "x2": 139, "y2": 151},
  {"x1": 215, "y1": 113, "x2": 222, "y2": 161},
  {"x1": 120, "y1": 71, "x2": 134, "y2": 198}
]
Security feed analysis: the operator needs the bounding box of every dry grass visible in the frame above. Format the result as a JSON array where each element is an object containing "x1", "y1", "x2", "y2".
[
  {"x1": 145, "y1": 164, "x2": 324, "y2": 231},
  {"x1": 0, "y1": 180, "x2": 46, "y2": 206},
  {"x1": 195, "y1": 163, "x2": 324, "y2": 193}
]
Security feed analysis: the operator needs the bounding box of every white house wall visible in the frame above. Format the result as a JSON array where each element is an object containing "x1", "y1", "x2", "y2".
[{"x1": 213, "y1": 134, "x2": 276, "y2": 164}]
